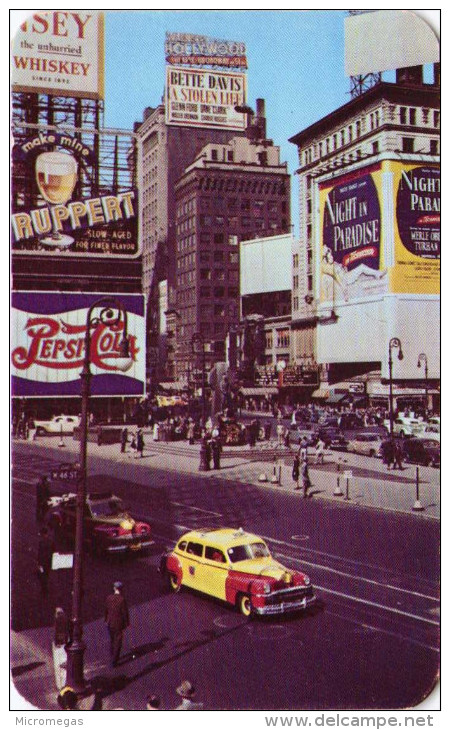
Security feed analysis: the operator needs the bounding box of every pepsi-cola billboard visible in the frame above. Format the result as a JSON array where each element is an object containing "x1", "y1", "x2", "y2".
[{"x1": 11, "y1": 292, "x2": 145, "y2": 397}]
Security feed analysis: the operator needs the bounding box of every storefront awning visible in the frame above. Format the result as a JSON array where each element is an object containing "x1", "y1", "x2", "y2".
[
  {"x1": 240, "y1": 387, "x2": 278, "y2": 396},
  {"x1": 311, "y1": 388, "x2": 330, "y2": 399}
]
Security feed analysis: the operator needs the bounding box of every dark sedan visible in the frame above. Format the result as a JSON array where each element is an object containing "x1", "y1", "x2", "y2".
[{"x1": 401, "y1": 438, "x2": 440, "y2": 468}]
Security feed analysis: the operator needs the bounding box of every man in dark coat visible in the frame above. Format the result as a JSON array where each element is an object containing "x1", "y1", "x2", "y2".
[
  {"x1": 120, "y1": 427, "x2": 128, "y2": 453},
  {"x1": 37, "y1": 526, "x2": 54, "y2": 597},
  {"x1": 104, "y1": 581, "x2": 130, "y2": 667}
]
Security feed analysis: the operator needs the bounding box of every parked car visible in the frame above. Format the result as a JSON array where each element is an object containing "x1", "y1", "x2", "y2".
[
  {"x1": 347, "y1": 433, "x2": 384, "y2": 457},
  {"x1": 45, "y1": 491, "x2": 153, "y2": 555},
  {"x1": 317, "y1": 427, "x2": 349, "y2": 451},
  {"x1": 160, "y1": 527, "x2": 316, "y2": 617},
  {"x1": 35, "y1": 414, "x2": 80, "y2": 435},
  {"x1": 417, "y1": 424, "x2": 440, "y2": 443},
  {"x1": 383, "y1": 417, "x2": 424, "y2": 438},
  {"x1": 338, "y1": 413, "x2": 364, "y2": 430},
  {"x1": 401, "y1": 438, "x2": 440, "y2": 467},
  {"x1": 286, "y1": 425, "x2": 318, "y2": 446}
]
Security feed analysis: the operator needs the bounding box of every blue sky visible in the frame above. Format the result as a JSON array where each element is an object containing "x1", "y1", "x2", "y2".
[{"x1": 102, "y1": 9, "x2": 350, "y2": 234}]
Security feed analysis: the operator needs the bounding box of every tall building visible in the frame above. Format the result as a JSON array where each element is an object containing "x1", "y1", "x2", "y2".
[
  {"x1": 133, "y1": 105, "x2": 247, "y2": 388},
  {"x1": 289, "y1": 66, "x2": 440, "y2": 410},
  {"x1": 171, "y1": 117, "x2": 291, "y2": 384}
]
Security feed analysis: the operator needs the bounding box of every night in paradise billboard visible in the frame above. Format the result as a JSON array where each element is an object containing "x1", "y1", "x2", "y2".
[
  {"x1": 11, "y1": 10, "x2": 104, "y2": 100},
  {"x1": 11, "y1": 292, "x2": 146, "y2": 397},
  {"x1": 318, "y1": 160, "x2": 440, "y2": 303}
]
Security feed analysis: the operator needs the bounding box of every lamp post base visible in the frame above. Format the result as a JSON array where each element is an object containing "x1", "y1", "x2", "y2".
[{"x1": 65, "y1": 640, "x2": 88, "y2": 695}]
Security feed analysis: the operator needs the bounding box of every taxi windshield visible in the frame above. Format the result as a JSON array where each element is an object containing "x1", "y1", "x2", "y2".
[{"x1": 227, "y1": 542, "x2": 270, "y2": 563}]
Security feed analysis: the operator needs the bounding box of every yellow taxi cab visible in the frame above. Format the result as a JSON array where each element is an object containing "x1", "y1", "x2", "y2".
[{"x1": 160, "y1": 527, "x2": 316, "y2": 617}]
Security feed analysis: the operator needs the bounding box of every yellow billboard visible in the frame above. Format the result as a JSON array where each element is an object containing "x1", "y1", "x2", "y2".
[
  {"x1": 390, "y1": 160, "x2": 440, "y2": 295},
  {"x1": 318, "y1": 160, "x2": 440, "y2": 302}
]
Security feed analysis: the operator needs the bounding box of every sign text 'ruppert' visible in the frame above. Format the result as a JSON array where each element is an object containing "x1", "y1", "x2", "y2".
[{"x1": 11, "y1": 191, "x2": 136, "y2": 243}]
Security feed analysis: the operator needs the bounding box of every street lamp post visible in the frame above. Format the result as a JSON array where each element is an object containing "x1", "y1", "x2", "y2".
[
  {"x1": 388, "y1": 337, "x2": 404, "y2": 437},
  {"x1": 417, "y1": 353, "x2": 429, "y2": 414},
  {"x1": 65, "y1": 298, "x2": 131, "y2": 693}
]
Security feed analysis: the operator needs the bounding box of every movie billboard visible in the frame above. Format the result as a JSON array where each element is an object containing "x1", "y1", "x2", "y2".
[
  {"x1": 11, "y1": 11, "x2": 104, "y2": 100},
  {"x1": 165, "y1": 66, "x2": 246, "y2": 130},
  {"x1": 11, "y1": 292, "x2": 145, "y2": 397},
  {"x1": 11, "y1": 127, "x2": 139, "y2": 257},
  {"x1": 391, "y1": 161, "x2": 440, "y2": 294},
  {"x1": 319, "y1": 164, "x2": 387, "y2": 304},
  {"x1": 165, "y1": 32, "x2": 247, "y2": 68}
]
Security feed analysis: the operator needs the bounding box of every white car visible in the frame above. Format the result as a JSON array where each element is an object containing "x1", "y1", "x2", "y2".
[
  {"x1": 347, "y1": 433, "x2": 384, "y2": 457},
  {"x1": 35, "y1": 415, "x2": 80, "y2": 435},
  {"x1": 417, "y1": 424, "x2": 440, "y2": 443},
  {"x1": 383, "y1": 417, "x2": 424, "y2": 438}
]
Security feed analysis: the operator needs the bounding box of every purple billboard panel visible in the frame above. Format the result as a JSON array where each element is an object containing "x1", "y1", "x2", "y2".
[
  {"x1": 396, "y1": 166, "x2": 440, "y2": 259},
  {"x1": 11, "y1": 292, "x2": 145, "y2": 397}
]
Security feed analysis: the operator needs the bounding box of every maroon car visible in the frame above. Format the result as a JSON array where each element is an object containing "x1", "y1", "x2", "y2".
[{"x1": 46, "y1": 491, "x2": 153, "y2": 555}]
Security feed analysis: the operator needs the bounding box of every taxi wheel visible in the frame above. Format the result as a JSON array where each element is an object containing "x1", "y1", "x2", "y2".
[
  {"x1": 238, "y1": 593, "x2": 253, "y2": 618},
  {"x1": 168, "y1": 573, "x2": 181, "y2": 593}
]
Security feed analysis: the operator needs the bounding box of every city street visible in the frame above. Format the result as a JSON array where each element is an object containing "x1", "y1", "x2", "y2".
[{"x1": 11, "y1": 436, "x2": 439, "y2": 710}]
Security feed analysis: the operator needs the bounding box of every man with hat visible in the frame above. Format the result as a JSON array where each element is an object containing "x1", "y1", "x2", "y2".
[
  {"x1": 104, "y1": 581, "x2": 130, "y2": 667},
  {"x1": 175, "y1": 680, "x2": 203, "y2": 710}
]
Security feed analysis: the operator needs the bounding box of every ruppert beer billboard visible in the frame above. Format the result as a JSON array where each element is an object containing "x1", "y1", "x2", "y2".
[
  {"x1": 11, "y1": 293, "x2": 145, "y2": 397},
  {"x1": 11, "y1": 128, "x2": 139, "y2": 257},
  {"x1": 319, "y1": 160, "x2": 440, "y2": 303},
  {"x1": 11, "y1": 11, "x2": 104, "y2": 100}
]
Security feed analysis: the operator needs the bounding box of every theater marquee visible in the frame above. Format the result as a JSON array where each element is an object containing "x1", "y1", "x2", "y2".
[{"x1": 165, "y1": 66, "x2": 246, "y2": 130}]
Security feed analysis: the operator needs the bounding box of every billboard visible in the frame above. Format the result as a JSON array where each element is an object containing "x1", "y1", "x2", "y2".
[
  {"x1": 319, "y1": 164, "x2": 387, "y2": 304},
  {"x1": 319, "y1": 161, "x2": 440, "y2": 303},
  {"x1": 11, "y1": 128, "x2": 139, "y2": 257},
  {"x1": 391, "y1": 162, "x2": 440, "y2": 294},
  {"x1": 165, "y1": 66, "x2": 246, "y2": 130},
  {"x1": 165, "y1": 32, "x2": 247, "y2": 68},
  {"x1": 11, "y1": 11, "x2": 104, "y2": 100},
  {"x1": 11, "y1": 293, "x2": 145, "y2": 397}
]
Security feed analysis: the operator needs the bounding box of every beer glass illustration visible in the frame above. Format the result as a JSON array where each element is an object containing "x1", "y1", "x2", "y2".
[{"x1": 35, "y1": 151, "x2": 78, "y2": 247}]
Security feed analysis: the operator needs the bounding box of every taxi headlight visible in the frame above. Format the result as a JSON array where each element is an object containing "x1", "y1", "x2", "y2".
[
  {"x1": 263, "y1": 583, "x2": 271, "y2": 594},
  {"x1": 303, "y1": 576, "x2": 311, "y2": 586},
  {"x1": 120, "y1": 519, "x2": 135, "y2": 531}
]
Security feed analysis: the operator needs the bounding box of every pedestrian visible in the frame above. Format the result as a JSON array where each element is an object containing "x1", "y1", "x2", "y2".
[
  {"x1": 187, "y1": 419, "x2": 195, "y2": 445},
  {"x1": 146, "y1": 695, "x2": 161, "y2": 710},
  {"x1": 276, "y1": 421, "x2": 284, "y2": 447},
  {"x1": 211, "y1": 437, "x2": 222, "y2": 470},
  {"x1": 37, "y1": 526, "x2": 54, "y2": 597},
  {"x1": 301, "y1": 457, "x2": 311, "y2": 499},
  {"x1": 153, "y1": 421, "x2": 160, "y2": 441},
  {"x1": 205, "y1": 438, "x2": 212, "y2": 470},
  {"x1": 264, "y1": 421, "x2": 272, "y2": 441},
  {"x1": 284, "y1": 429, "x2": 291, "y2": 450},
  {"x1": 36, "y1": 475, "x2": 50, "y2": 522},
  {"x1": 299, "y1": 436, "x2": 308, "y2": 461},
  {"x1": 120, "y1": 427, "x2": 128, "y2": 453},
  {"x1": 292, "y1": 453, "x2": 300, "y2": 490},
  {"x1": 394, "y1": 440, "x2": 403, "y2": 470},
  {"x1": 315, "y1": 438, "x2": 325, "y2": 465},
  {"x1": 104, "y1": 581, "x2": 130, "y2": 667},
  {"x1": 28, "y1": 417, "x2": 36, "y2": 441},
  {"x1": 175, "y1": 680, "x2": 203, "y2": 711},
  {"x1": 383, "y1": 439, "x2": 395, "y2": 470},
  {"x1": 136, "y1": 428, "x2": 145, "y2": 458}
]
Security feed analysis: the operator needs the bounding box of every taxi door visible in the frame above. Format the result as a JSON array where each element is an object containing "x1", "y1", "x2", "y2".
[
  {"x1": 200, "y1": 545, "x2": 229, "y2": 600},
  {"x1": 181, "y1": 540, "x2": 205, "y2": 590}
]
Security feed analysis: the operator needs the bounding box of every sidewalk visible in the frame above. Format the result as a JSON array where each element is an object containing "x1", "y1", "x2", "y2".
[{"x1": 23, "y1": 432, "x2": 440, "y2": 520}]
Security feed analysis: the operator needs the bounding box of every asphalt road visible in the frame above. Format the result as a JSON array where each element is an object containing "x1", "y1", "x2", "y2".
[{"x1": 11, "y1": 442, "x2": 439, "y2": 710}]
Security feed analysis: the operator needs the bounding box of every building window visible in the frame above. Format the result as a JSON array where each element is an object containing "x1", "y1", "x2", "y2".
[
  {"x1": 265, "y1": 332, "x2": 273, "y2": 349},
  {"x1": 214, "y1": 232, "x2": 224, "y2": 244},
  {"x1": 372, "y1": 141, "x2": 379, "y2": 155},
  {"x1": 211, "y1": 149, "x2": 218, "y2": 161},
  {"x1": 276, "y1": 329, "x2": 290, "y2": 348},
  {"x1": 227, "y1": 150, "x2": 234, "y2": 162},
  {"x1": 293, "y1": 274, "x2": 299, "y2": 289},
  {"x1": 400, "y1": 107, "x2": 407, "y2": 124},
  {"x1": 402, "y1": 137, "x2": 414, "y2": 153},
  {"x1": 409, "y1": 108, "x2": 416, "y2": 125},
  {"x1": 433, "y1": 110, "x2": 440, "y2": 127},
  {"x1": 430, "y1": 139, "x2": 438, "y2": 155},
  {"x1": 200, "y1": 287, "x2": 211, "y2": 298},
  {"x1": 293, "y1": 253, "x2": 299, "y2": 268},
  {"x1": 422, "y1": 108, "x2": 429, "y2": 124}
]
